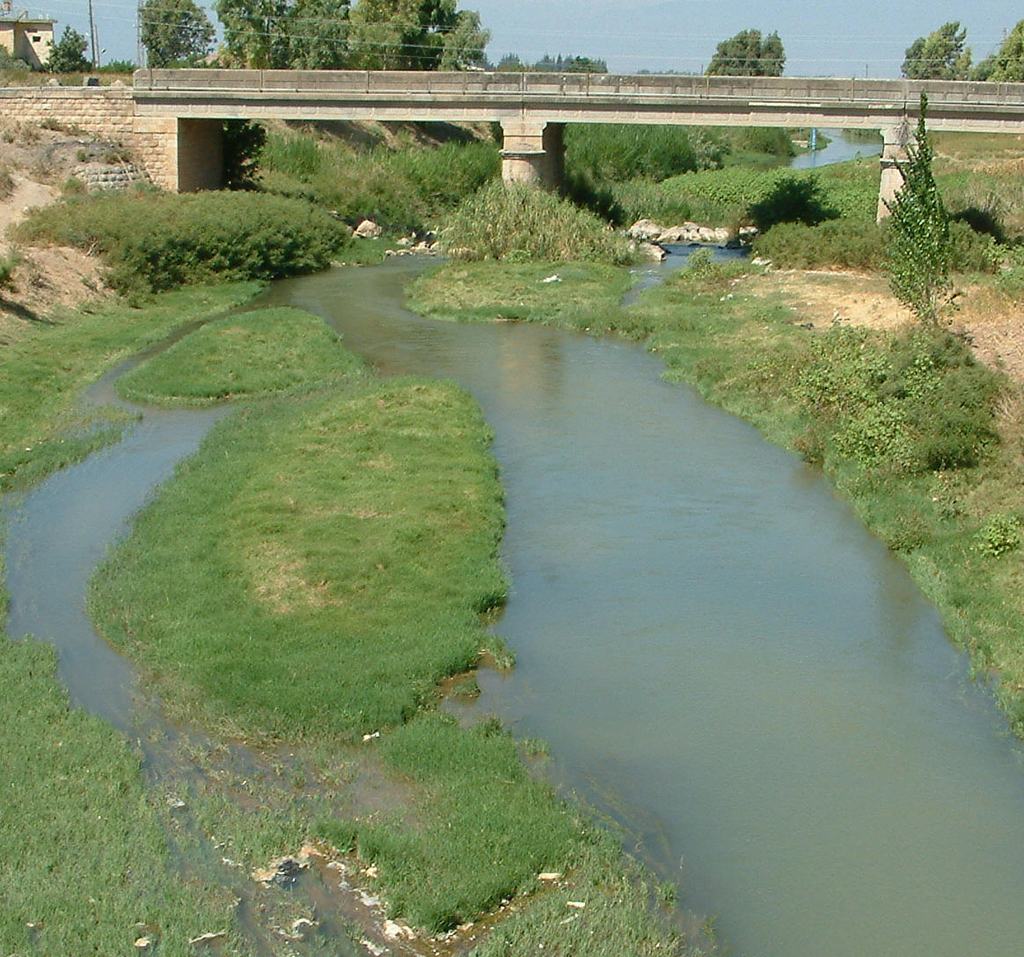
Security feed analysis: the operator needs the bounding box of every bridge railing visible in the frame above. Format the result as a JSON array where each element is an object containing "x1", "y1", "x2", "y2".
[{"x1": 132, "y1": 69, "x2": 1024, "y2": 110}]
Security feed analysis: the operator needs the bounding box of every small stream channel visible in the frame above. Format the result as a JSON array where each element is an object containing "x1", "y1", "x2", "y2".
[{"x1": 4, "y1": 239, "x2": 1024, "y2": 954}]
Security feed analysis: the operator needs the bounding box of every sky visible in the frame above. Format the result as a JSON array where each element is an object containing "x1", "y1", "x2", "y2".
[{"x1": 33, "y1": 0, "x2": 1018, "y2": 76}]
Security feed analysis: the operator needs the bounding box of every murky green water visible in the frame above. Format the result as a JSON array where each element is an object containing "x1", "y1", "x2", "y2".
[
  {"x1": 5, "y1": 253, "x2": 1024, "y2": 956},
  {"x1": 262, "y1": 259, "x2": 1024, "y2": 957}
]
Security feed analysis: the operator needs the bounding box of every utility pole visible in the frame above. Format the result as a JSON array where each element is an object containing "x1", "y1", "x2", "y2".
[
  {"x1": 88, "y1": 0, "x2": 99, "y2": 68},
  {"x1": 137, "y1": 0, "x2": 145, "y2": 67}
]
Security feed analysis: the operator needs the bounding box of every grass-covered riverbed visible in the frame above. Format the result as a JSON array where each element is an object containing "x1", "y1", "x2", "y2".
[{"x1": 3, "y1": 293, "x2": 694, "y2": 954}]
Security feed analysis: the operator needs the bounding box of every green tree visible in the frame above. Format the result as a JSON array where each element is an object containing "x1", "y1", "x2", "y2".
[
  {"x1": 215, "y1": 0, "x2": 292, "y2": 67},
  {"x1": 348, "y1": 0, "x2": 489, "y2": 70},
  {"x1": 901, "y1": 22, "x2": 971, "y2": 79},
  {"x1": 286, "y1": 0, "x2": 350, "y2": 68},
  {"x1": 884, "y1": 97, "x2": 951, "y2": 326},
  {"x1": 706, "y1": 29, "x2": 785, "y2": 76},
  {"x1": 140, "y1": 0, "x2": 215, "y2": 67},
  {"x1": 222, "y1": 119, "x2": 267, "y2": 189},
  {"x1": 973, "y1": 20, "x2": 1024, "y2": 81},
  {"x1": 47, "y1": 26, "x2": 90, "y2": 73}
]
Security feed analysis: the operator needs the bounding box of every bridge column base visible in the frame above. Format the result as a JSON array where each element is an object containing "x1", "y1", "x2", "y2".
[
  {"x1": 132, "y1": 116, "x2": 223, "y2": 192},
  {"x1": 500, "y1": 120, "x2": 565, "y2": 189},
  {"x1": 877, "y1": 123, "x2": 911, "y2": 222}
]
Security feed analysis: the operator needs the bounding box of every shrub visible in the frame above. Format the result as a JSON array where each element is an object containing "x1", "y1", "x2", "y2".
[
  {"x1": 0, "y1": 250, "x2": 19, "y2": 289},
  {"x1": 735, "y1": 126, "x2": 795, "y2": 157},
  {"x1": 753, "y1": 219, "x2": 886, "y2": 270},
  {"x1": 947, "y1": 218, "x2": 1001, "y2": 273},
  {"x1": 747, "y1": 174, "x2": 838, "y2": 232},
  {"x1": 440, "y1": 181, "x2": 634, "y2": 264},
  {"x1": 795, "y1": 326, "x2": 1001, "y2": 474},
  {"x1": 16, "y1": 191, "x2": 348, "y2": 293},
  {"x1": 974, "y1": 513, "x2": 1022, "y2": 557}
]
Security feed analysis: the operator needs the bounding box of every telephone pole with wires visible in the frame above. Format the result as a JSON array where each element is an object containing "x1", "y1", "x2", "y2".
[
  {"x1": 137, "y1": 0, "x2": 146, "y2": 67},
  {"x1": 88, "y1": 0, "x2": 99, "y2": 68}
]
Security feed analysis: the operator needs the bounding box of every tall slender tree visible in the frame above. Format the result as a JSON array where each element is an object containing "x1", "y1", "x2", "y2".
[{"x1": 884, "y1": 97, "x2": 951, "y2": 326}]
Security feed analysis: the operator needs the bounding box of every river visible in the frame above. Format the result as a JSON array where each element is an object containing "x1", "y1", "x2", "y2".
[
  {"x1": 5, "y1": 245, "x2": 1024, "y2": 955},
  {"x1": 260, "y1": 258, "x2": 1024, "y2": 957}
]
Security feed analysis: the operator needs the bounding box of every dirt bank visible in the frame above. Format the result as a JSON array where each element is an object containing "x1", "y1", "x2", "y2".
[
  {"x1": 744, "y1": 268, "x2": 1024, "y2": 380},
  {"x1": 0, "y1": 123, "x2": 115, "y2": 340}
]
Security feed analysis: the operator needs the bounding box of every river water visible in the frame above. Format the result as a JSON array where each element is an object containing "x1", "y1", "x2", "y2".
[
  {"x1": 790, "y1": 128, "x2": 882, "y2": 170},
  {"x1": 259, "y1": 259, "x2": 1024, "y2": 957},
  {"x1": 5, "y1": 245, "x2": 1024, "y2": 956}
]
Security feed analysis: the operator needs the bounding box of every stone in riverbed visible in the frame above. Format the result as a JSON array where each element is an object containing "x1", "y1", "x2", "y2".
[
  {"x1": 626, "y1": 219, "x2": 665, "y2": 241},
  {"x1": 354, "y1": 219, "x2": 383, "y2": 239}
]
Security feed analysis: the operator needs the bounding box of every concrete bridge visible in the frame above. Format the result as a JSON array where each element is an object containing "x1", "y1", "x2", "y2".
[{"x1": 6, "y1": 70, "x2": 1024, "y2": 218}]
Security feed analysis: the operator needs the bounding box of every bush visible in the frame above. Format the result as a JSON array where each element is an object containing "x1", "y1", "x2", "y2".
[
  {"x1": 753, "y1": 219, "x2": 887, "y2": 270},
  {"x1": 947, "y1": 218, "x2": 1001, "y2": 273},
  {"x1": 795, "y1": 326, "x2": 1001, "y2": 474},
  {"x1": 16, "y1": 190, "x2": 348, "y2": 294},
  {"x1": 440, "y1": 181, "x2": 634, "y2": 264},
  {"x1": 747, "y1": 174, "x2": 838, "y2": 232},
  {"x1": 0, "y1": 250, "x2": 19, "y2": 289}
]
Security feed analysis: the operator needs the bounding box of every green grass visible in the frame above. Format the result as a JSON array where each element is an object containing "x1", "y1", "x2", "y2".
[
  {"x1": 89, "y1": 373, "x2": 509, "y2": 740},
  {"x1": 0, "y1": 283, "x2": 271, "y2": 956},
  {"x1": 408, "y1": 260, "x2": 633, "y2": 327},
  {"x1": 116, "y1": 307, "x2": 367, "y2": 404},
  {"x1": 325, "y1": 712, "x2": 585, "y2": 932},
  {"x1": 0, "y1": 638, "x2": 240, "y2": 956},
  {"x1": 0, "y1": 283, "x2": 260, "y2": 492}
]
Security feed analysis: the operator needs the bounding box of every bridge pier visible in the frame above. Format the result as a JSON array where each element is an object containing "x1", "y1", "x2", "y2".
[
  {"x1": 876, "y1": 122, "x2": 911, "y2": 223},
  {"x1": 500, "y1": 120, "x2": 565, "y2": 189},
  {"x1": 134, "y1": 116, "x2": 223, "y2": 192}
]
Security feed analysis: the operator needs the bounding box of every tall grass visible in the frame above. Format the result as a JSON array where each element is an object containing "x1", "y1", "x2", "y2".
[
  {"x1": 565, "y1": 124, "x2": 723, "y2": 184},
  {"x1": 259, "y1": 131, "x2": 500, "y2": 231},
  {"x1": 440, "y1": 181, "x2": 634, "y2": 263}
]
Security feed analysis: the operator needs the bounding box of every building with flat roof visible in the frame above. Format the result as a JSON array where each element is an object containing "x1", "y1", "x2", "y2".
[{"x1": 0, "y1": 1, "x2": 55, "y2": 69}]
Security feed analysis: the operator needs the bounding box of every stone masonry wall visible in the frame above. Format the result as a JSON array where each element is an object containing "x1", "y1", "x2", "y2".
[
  {"x1": 0, "y1": 87, "x2": 178, "y2": 188},
  {"x1": 0, "y1": 87, "x2": 135, "y2": 139}
]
